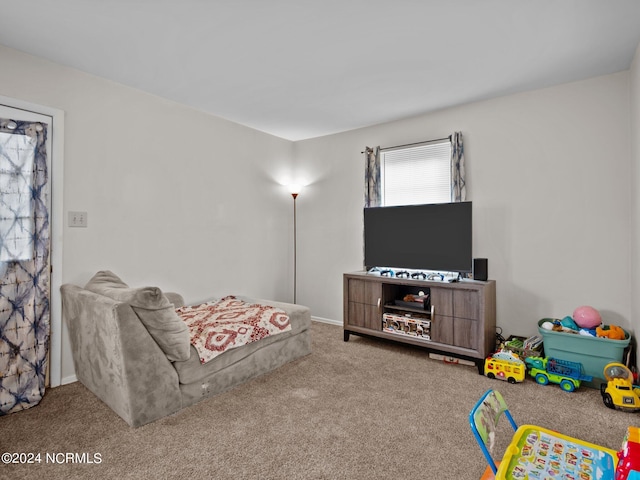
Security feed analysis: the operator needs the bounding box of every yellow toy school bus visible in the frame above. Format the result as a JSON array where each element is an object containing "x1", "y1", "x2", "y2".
[{"x1": 484, "y1": 350, "x2": 526, "y2": 384}]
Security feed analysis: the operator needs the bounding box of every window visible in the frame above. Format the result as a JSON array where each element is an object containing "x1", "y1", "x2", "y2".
[
  {"x1": 0, "y1": 131, "x2": 36, "y2": 261},
  {"x1": 380, "y1": 139, "x2": 452, "y2": 206}
]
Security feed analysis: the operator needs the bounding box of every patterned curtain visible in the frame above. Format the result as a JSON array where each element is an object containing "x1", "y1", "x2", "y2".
[
  {"x1": 451, "y1": 132, "x2": 466, "y2": 202},
  {"x1": 364, "y1": 146, "x2": 380, "y2": 207},
  {"x1": 0, "y1": 118, "x2": 50, "y2": 415}
]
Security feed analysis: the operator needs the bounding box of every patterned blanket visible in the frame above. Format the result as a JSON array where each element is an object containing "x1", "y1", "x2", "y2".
[{"x1": 176, "y1": 296, "x2": 291, "y2": 364}]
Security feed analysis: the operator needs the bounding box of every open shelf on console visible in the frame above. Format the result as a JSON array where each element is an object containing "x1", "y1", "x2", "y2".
[
  {"x1": 384, "y1": 303, "x2": 430, "y2": 315},
  {"x1": 382, "y1": 283, "x2": 430, "y2": 313},
  {"x1": 382, "y1": 311, "x2": 431, "y2": 341}
]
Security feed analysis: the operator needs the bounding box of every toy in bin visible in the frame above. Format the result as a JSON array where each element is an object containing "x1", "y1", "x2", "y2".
[
  {"x1": 600, "y1": 362, "x2": 640, "y2": 412},
  {"x1": 484, "y1": 350, "x2": 526, "y2": 384},
  {"x1": 524, "y1": 356, "x2": 592, "y2": 392}
]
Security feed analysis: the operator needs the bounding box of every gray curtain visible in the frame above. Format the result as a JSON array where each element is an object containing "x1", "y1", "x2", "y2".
[
  {"x1": 0, "y1": 118, "x2": 50, "y2": 415},
  {"x1": 364, "y1": 146, "x2": 380, "y2": 207},
  {"x1": 451, "y1": 132, "x2": 466, "y2": 202}
]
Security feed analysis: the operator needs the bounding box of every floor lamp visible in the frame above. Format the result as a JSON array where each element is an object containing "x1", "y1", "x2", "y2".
[{"x1": 289, "y1": 185, "x2": 301, "y2": 303}]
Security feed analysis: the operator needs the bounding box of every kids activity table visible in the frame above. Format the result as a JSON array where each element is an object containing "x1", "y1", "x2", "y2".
[{"x1": 495, "y1": 424, "x2": 618, "y2": 480}]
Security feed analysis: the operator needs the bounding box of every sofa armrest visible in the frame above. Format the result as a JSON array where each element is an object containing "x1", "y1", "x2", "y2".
[
  {"x1": 165, "y1": 292, "x2": 185, "y2": 308},
  {"x1": 61, "y1": 284, "x2": 183, "y2": 427}
]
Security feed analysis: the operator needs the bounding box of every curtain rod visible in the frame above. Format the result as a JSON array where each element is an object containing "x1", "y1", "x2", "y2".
[
  {"x1": 381, "y1": 136, "x2": 451, "y2": 151},
  {"x1": 361, "y1": 136, "x2": 450, "y2": 154}
]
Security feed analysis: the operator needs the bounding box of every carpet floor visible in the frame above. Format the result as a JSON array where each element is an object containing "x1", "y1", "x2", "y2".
[{"x1": 1, "y1": 321, "x2": 635, "y2": 479}]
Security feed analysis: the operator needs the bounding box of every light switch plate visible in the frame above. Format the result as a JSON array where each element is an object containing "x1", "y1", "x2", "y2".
[{"x1": 68, "y1": 211, "x2": 88, "y2": 227}]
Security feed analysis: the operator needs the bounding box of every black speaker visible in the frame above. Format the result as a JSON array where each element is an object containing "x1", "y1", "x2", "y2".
[{"x1": 473, "y1": 258, "x2": 488, "y2": 281}]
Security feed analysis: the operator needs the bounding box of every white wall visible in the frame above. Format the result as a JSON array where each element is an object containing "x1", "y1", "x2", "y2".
[
  {"x1": 631, "y1": 43, "x2": 640, "y2": 366},
  {"x1": 295, "y1": 72, "x2": 633, "y2": 341},
  {"x1": 1, "y1": 43, "x2": 637, "y2": 380},
  {"x1": 0, "y1": 45, "x2": 296, "y2": 381}
]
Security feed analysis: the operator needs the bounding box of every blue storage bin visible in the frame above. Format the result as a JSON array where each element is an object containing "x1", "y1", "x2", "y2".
[{"x1": 537, "y1": 318, "x2": 630, "y2": 388}]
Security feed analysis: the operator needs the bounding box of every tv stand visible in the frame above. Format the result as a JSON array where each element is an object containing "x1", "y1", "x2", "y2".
[{"x1": 343, "y1": 271, "x2": 496, "y2": 374}]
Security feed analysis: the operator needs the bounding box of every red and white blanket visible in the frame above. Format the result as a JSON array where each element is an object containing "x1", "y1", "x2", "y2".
[{"x1": 176, "y1": 296, "x2": 291, "y2": 364}]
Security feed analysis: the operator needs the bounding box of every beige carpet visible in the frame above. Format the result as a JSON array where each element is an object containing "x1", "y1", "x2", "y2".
[{"x1": 1, "y1": 321, "x2": 635, "y2": 479}]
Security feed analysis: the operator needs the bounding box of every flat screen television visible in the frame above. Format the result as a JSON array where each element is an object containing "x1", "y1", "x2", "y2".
[{"x1": 364, "y1": 201, "x2": 472, "y2": 273}]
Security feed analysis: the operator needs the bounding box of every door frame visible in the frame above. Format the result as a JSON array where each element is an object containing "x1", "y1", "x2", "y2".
[{"x1": 0, "y1": 95, "x2": 65, "y2": 388}]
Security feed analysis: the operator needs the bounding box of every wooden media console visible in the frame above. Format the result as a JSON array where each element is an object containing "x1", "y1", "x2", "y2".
[{"x1": 343, "y1": 271, "x2": 496, "y2": 374}]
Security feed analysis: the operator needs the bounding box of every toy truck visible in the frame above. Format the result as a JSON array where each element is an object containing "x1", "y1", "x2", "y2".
[
  {"x1": 600, "y1": 362, "x2": 640, "y2": 412},
  {"x1": 524, "y1": 356, "x2": 593, "y2": 392},
  {"x1": 484, "y1": 350, "x2": 526, "y2": 384}
]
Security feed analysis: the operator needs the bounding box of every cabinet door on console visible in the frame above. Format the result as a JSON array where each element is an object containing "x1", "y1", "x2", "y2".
[
  {"x1": 430, "y1": 287, "x2": 480, "y2": 350},
  {"x1": 452, "y1": 289, "x2": 480, "y2": 350},
  {"x1": 453, "y1": 289, "x2": 480, "y2": 320},
  {"x1": 430, "y1": 287, "x2": 454, "y2": 345},
  {"x1": 346, "y1": 279, "x2": 382, "y2": 331}
]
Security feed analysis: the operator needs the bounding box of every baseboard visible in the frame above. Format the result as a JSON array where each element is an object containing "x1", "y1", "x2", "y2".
[
  {"x1": 61, "y1": 374, "x2": 77, "y2": 385},
  {"x1": 311, "y1": 316, "x2": 342, "y2": 326}
]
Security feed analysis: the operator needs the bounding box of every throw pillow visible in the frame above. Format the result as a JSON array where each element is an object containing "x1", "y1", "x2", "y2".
[{"x1": 84, "y1": 271, "x2": 191, "y2": 362}]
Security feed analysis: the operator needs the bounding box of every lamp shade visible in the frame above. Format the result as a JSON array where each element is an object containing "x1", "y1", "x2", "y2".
[{"x1": 288, "y1": 184, "x2": 302, "y2": 195}]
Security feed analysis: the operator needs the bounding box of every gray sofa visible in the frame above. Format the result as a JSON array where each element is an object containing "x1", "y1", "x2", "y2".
[{"x1": 61, "y1": 271, "x2": 311, "y2": 427}]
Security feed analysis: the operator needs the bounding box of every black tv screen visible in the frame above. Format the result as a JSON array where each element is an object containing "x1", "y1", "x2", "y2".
[{"x1": 364, "y1": 201, "x2": 472, "y2": 273}]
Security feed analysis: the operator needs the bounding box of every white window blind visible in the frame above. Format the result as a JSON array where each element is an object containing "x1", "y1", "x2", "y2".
[
  {"x1": 381, "y1": 140, "x2": 452, "y2": 206},
  {"x1": 0, "y1": 132, "x2": 35, "y2": 261}
]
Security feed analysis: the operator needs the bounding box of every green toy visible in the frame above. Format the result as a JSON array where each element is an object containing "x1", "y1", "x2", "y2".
[{"x1": 524, "y1": 356, "x2": 593, "y2": 392}]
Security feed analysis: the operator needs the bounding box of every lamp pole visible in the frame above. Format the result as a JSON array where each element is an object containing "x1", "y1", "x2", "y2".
[
  {"x1": 291, "y1": 191, "x2": 298, "y2": 304},
  {"x1": 289, "y1": 184, "x2": 301, "y2": 304}
]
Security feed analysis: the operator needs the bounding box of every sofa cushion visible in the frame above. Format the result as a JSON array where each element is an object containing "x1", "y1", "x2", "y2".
[
  {"x1": 84, "y1": 271, "x2": 190, "y2": 362},
  {"x1": 173, "y1": 296, "x2": 311, "y2": 385}
]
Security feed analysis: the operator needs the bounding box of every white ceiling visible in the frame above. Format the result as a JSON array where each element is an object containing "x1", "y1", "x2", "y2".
[{"x1": 2, "y1": 0, "x2": 640, "y2": 141}]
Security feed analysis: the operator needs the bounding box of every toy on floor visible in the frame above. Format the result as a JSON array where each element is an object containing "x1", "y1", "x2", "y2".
[
  {"x1": 524, "y1": 356, "x2": 592, "y2": 392},
  {"x1": 600, "y1": 362, "x2": 640, "y2": 412},
  {"x1": 617, "y1": 427, "x2": 640, "y2": 480},
  {"x1": 484, "y1": 350, "x2": 526, "y2": 384},
  {"x1": 469, "y1": 389, "x2": 619, "y2": 480}
]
